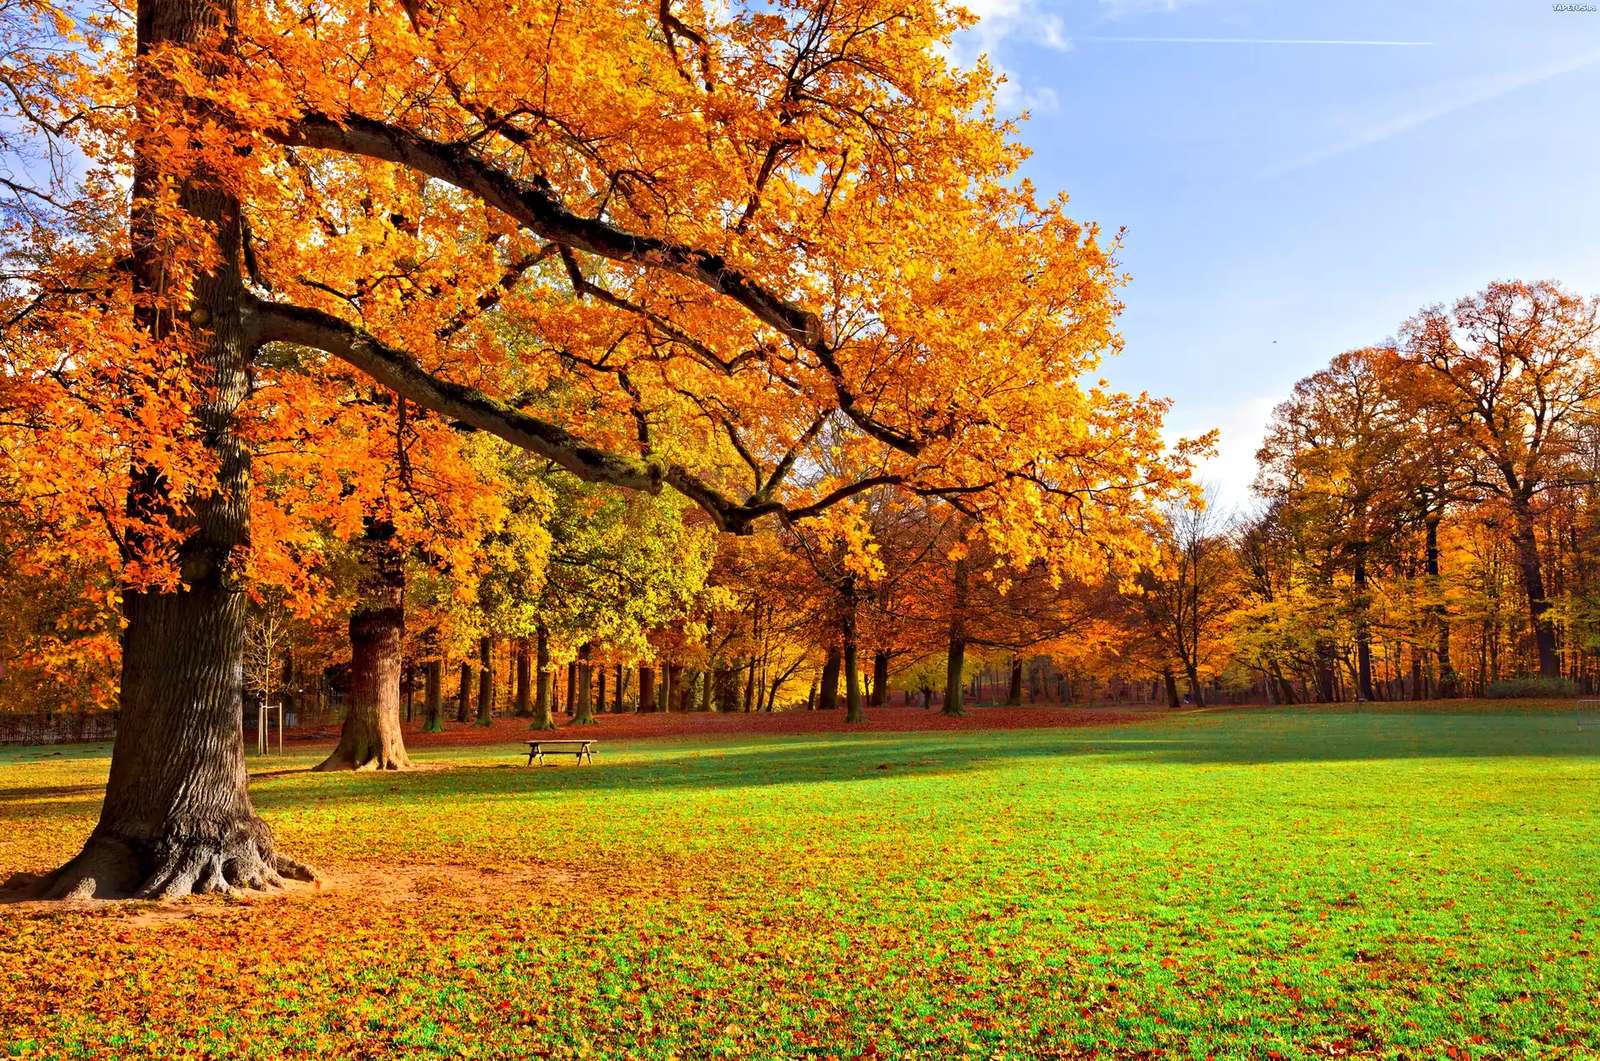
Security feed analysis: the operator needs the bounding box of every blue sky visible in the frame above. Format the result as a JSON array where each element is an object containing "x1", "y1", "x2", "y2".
[{"x1": 955, "y1": 0, "x2": 1600, "y2": 507}]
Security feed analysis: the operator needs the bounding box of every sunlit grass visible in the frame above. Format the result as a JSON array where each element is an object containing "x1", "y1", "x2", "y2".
[{"x1": 3, "y1": 707, "x2": 1599, "y2": 1058}]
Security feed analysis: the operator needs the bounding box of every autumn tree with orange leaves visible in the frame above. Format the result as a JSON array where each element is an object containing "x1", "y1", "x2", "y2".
[{"x1": 0, "y1": 0, "x2": 1191, "y2": 898}]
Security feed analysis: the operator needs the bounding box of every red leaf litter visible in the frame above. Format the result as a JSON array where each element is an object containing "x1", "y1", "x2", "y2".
[{"x1": 290, "y1": 704, "x2": 1154, "y2": 748}]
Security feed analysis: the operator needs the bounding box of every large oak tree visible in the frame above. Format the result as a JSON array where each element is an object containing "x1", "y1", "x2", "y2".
[{"x1": 0, "y1": 0, "x2": 1190, "y2": 897}]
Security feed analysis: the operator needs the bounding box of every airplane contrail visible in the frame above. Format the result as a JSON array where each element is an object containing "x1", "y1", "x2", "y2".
[{"x1": 1077, "y1": 36, "x2": 1434, "y2": 47}]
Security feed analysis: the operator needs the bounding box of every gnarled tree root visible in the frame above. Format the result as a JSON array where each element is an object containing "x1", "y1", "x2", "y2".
[
  {"x1": 28, "y1": 820, "x2": 320, "y2": 901},
  {"x1": 313, "y1": 737, "x2": 412, "y2": 772}
]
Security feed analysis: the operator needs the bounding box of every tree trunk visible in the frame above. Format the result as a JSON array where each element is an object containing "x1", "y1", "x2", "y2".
[
  {"x1": 1353, "y1": 551, "x2": 1375, "y2": 701},
  {"x1": 843, "y1": 628, "x2": 865, "y2": 724},
  {"x1": 574, "y1": 643, "x2": 596, "y2": 724},
  {"x1": 942, "y1": 553, "x2": 970, "y2": 716},
  {"x1": 37, "y1": 0, "x2": 318, "y2": 899},
  {"x1": 614, "y1": 663, "x2": 626, "y2": 711},
  {"x1": 317, "y1": 522, "x2": 410, "y2": 771},
  {"x1": 1313, "y1": 640, "x2": 1337, "y2": 702},
  {"x1": 1005, "y1": 656, "x2": 1023, "y2": 706},
  {"x1": 1163, "y1": 668, "x2": 1181, "y2": 709},
  {"x1": 475, "y1": 636, "x2": 494, "y2": 725},
  {"x1": 1424, "y1": 514, "x2": 1458, "y2": 698},
  {"x1": 870, "y1": 649, "x2": 891, "y2": 707},
  {"x1": 638, "y1": 664, "x2": 654, "y2": 712},
  {"x1": 531, "y1": 626, "x2": 555, "y2": 730},
  {"x1": 1510, "y1": 503, "x2": 1559, "y2": 678},
  {"x1": 818, "y1": 647, "x2": 841, "y2": 710},
  {"x1": 422, "y1": 660, "x2": 444, "y2": 733},
  {"x1": 565, "y1": 660, "x2": 578, "y2": 715},
  {"x1": 597, "y1": 665, "x2": 607, "y2": 714},
  {"x1": 456, "y1": 660, "x2": 472, "y2": 723},
  {"x1": 515, "y1": 638, "x2": 532, "y2": 717}
]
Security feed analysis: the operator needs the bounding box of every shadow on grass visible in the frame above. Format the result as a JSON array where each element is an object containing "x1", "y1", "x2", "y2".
[
  {"x1": 4, "y1": 713, "x2": 1598, "y2": 821},
  {"x1": 229, "y1": 712, "x2": 1600, "y2": 813}
]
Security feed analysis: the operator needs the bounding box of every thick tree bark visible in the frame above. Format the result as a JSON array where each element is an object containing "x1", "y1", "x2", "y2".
[
  {"x1": 843, "y1": 639, "x2": 864, "y2": 723},
  {"x1": 317, "y1": 521, "x2": 410, "y2": 771},
  {"x1": 456, "y1": 660, "x2": 472, "y2": 722},
  {"x1": 818, "y1": 647, "x2": 841, "y2": 711},
  {"x1": 574, "y1": 643, "x2": 596, "y2": 724},
  {"x1": 1006, "y1": 656, "x2": 1023, "y2": 706},
  {"x1": 870, "y1": 649, "x2": 891, "y2": 707},
  {"x1": 475, "y1": 637, "x2": 494, "y2": 725},
  {"x1": 531, "y1": 625, "x2": 555, "y2": 729},
  {"x1": 514, "y1": 638, "x2": 532, "y2": 717},
  {"x1": 38, "y1": 0, "x2": 317, "y2": 899},
  {"x1": 614, "y1": 663, "x2": 626, "y2": 711},
  {"x1": 1511, "y1": 505, "x2": 1559, "y2": 679},
  {"x1": 422, "y1": 660, "x2": 444, "y2": 732},
  {"x1": 1163, "y1": 668, "x2": 1181, "y2": 709},
  {"x1": 639, "y1": 664, "x2": 655, "y2": 712}
]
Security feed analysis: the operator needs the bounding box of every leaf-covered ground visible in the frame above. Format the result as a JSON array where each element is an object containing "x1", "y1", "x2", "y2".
[{"x1": 3, "y1": 706, "x2": 1599, "y2": 1059}]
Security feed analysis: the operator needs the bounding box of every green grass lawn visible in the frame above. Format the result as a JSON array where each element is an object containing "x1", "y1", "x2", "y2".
[{"x1": 3, "y1": 707, "x2": 1599, "y2": 1059}]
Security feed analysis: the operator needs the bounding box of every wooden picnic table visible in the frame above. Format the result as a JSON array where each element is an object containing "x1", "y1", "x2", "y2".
[{"x1": 525, "y1": 738, "x2": 596, "y2": 766}]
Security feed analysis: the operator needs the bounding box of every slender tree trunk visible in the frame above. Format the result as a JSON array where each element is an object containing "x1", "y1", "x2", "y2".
[
  {"x1": 1424, "y1": 514, "x2": 1459, "y2": 697},
  {"x1": 842, "y1": 603, "x2": 865, "y2": 725},
  {"x1": 38, "y1": 0, "x2": 318, "y2": 899},
  {"x1": 1353, "y1": 550, "x2": 1376, "y2": 700},
  {"x1": 318, "y1": 522, "x2": 410, "y2": 771},
  {"x1": 1313, "y1": 640, "x2": 1337, "y2": 702},
  {"x1": 1163, "y1": 668, "x2": 1181, "y2": 709},
  {"x1": 515, "y1": 638, "x2": 532, "y2": 717},
  {"x1": 423, "y1": 660, "x2": 444, "y2": 733},
  {"x1": 942, "y1": 553, "x2": 970, "y2": 716},
  {"x1": 597, "y1": 665, "x2": 607, "y2": 714},
  {"x1": 475, "y1": 636, "x2": 494, "y2": 725},
  {"x1": 614, "y1": 663, "x2": 626, "y2": 711},
  {"x1": 819, "y1": 647, "x2": 841, "y2": 710},
  {"x1": 1269, "y1": 662, "x2": 1296, "y2": 706},
  {"x1": 531, "y1": 626, "x2": 555, "y2": 730},
  {"x1": 742, "y1": 656, "x2": 757, "y2": 712}
]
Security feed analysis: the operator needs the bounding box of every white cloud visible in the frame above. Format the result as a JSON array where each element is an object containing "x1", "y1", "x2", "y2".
[
  {"x1": 949, "y1": 0, "x2": 1072, "y2": 116},
  {"x1": 1166, "y1": 393, "x2": 1278, "y2": 511}
]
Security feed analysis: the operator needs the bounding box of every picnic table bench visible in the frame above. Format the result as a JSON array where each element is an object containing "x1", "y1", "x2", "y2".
[{"x1": 525, "y1": 738, "x2": 596, "y2": 766}]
